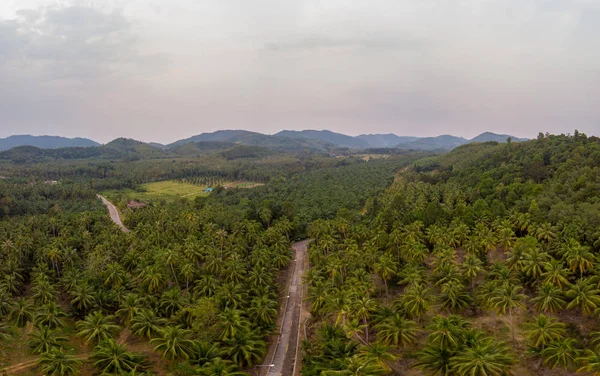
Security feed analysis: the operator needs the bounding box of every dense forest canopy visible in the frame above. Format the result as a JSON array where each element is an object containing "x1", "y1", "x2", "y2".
[{"x1": 1, "y1": 132, "x2": 599, "y2": 376}]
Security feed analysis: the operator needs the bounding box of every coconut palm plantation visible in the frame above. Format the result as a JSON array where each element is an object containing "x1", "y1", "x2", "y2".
[{"x1": 0, "y1": 132, "x2": 599, "y2": 376}]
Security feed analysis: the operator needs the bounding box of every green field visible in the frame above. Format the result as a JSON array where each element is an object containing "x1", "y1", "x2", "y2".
[
  {"x1": 102, "y1": 180, "x2": 209, "y2": 203},
  {"x1": 102, "y1": 180, "x2": 263, "y2": 204}
]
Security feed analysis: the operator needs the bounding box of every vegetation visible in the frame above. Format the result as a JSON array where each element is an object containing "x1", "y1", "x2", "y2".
[{"x1": 1, "y1": 131, "x2": 599, "y2": 375}]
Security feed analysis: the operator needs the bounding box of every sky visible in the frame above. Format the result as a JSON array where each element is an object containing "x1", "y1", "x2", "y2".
[{"x1": 0, "y1": 0, "x2": 598, "y2": 143}]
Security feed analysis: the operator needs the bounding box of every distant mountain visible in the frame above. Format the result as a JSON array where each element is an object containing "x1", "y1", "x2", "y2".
[
  {"x1": 168, "y1": 130, "x2": 260, "y2": 147},
  {"x1": 357, "y1": 134, "x2": 419, "y2": 148},
  {"x1": 101, "y1": 138, "x2": 166, "y2": 159},
  {"x1": 274, "y1": 130, "x2": 369, "y2": 148},
  {"x1": 168, "y1": 130, "x2": 333, "y2": 152},
  {"x1": 470, "y1": 132, "x2": 528, "y2": 143},
  {"x1": 396, "y1": 135, "x2": 469, "y2": 151},
  {"x1": 0, "y1": 135, "x2": 99, "y2": 151}
]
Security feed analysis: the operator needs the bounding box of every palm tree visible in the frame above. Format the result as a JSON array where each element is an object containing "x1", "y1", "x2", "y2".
[
  {"x1": 521, "y1": 247, "x2": 549, "y2": 280},
  {"x1": 34, "y1": 302, "x2": 66, "y2": 329},
  {"x1": 426, "y1": 315, "x2": 470, "y2": 350},
  {"x1": 37, "y1": 348, "x2": 82, "y2": 376},
  {"x1": 461, "y1": 255, "x2": 483, "y2": 291},
  {"x1": 352, "y1": 296, "x2": 377, "y2": 342},
  {"x1": 531, "y1": 283, "x2": 566, "y2": 314},
  {"x1": 489, "y1": 284, "x2": 527, "y2": 343},
  {"x1": 0, "y1": 286, "x2": 13, "y2": 316},
  {"x1": 564, "y1": 239, "x2": 595, "y2": 278},
  {"x1": 28, "y1": 326, "x2": 68, "y2": 354},
  {"x1": 541, "y1": 337, "x2": 579, "y2": 370},
  {"x1": 401, "y1": 284, "x2": 431, "y2": 322},
  {"x1": 195, "y1": 357, "x2": 247, "y2": 376},
  {"x1": 131, "y1": 308, "x2": 167, "y2": 340},
  {"x1": 541, "y1": 259, "x2": 571, "y2": 289},
  {"x1": 566, "y1": 279, "x2": 600, "y2": 315},
  {"x1": 439, "y1": 282, "x2": 472, "y2": 313},
  {"x1": 450, "y1": 341, "x2": 514, "y2": 376},
  {"x1": 151, "y1": 326, "x2": 198, "y2": 360},
  {"x1": 522, "y1": 314, "x2": 566, "y2": 349},
  {"x1": 115, "y1": 293, "x2": 142, "y2": 326},
  {"x1": 356, "y1": 342, "x2": 399, "y2": 372},
  {"x1": 9, "y1": 298, "x2": 34, "y2": 328},
  {"x1": 413, "y1": 344, "x2": 452, "y2": 376},
  {"x1": 223, "y1": 330, "x2": 267, "y2": 368},
  {"x1": 577, "y1": 350, "x2": 600, "y2": 375},
  {"x1": 75, "y1": 311, "x2": 120, "y2": 345},
  {"x1": 248, "y1": 294, "x2": 278, "y2": 329},
  {"x1": 373, "y1": 254, "x2": 397, "y2": 299},
  {"x1": 321, "y1": 355, "x2": 387, "y2": 376},
  {"x1": 158, "y1": 288, "x2": 184, "y2": 317},
  {"x1": 375, "y1": 313, "x2": 418, "y2": 348},
  {"x1": 91, "y1": 338, "x2": 150, "y2": 374},
  {"x1": 217, "y1": 308, "x2": 250, "y2": 341},
  {"x1": 69, "y1": 282, "x2": 96, "y2": 315}
]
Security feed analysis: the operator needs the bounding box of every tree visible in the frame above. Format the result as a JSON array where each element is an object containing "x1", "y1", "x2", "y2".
[
  {"x1": 401, "y1": 284, "x2": 431, "y2": 322},
  {"x1": 9, "y1": 298, "x2": 34, "y2": 328},
  {"x1": 34, "y1": 302, "x2": 66, "y2": 329},
  {"x1": 37, "y1": 348, "x2": 82, "y2": 376},
  {"x1": 541, "y1": 338, "x2": 579, "y2": 370},
  {"x1": 564, "y1": 239, "x2": 595, "y2": 278},
  {"x1": 374, "y1": 313, "x2": 418, "y2": 348},
  {"x1": 413, "y1": 345, "x2": 452, "y2": 376},
  {"x1": 131, "y1": 308, "x2": 168, "y2": 340},
  {"x1": 91, "y1": 338, "x2": 150, "y2": 374},
  {"x1": 69, "y1": 283, "x2": 96, "y2": 315},
  {"x1": 222, "y1": 330, "x2": 267, "y2": 368},
  {"x1": 577, "y1": 350, "x2": 600, "y2": 375},
  {"x1": 566, "y1": 279, "x2": 600, "y2": 316},
  {"x1": 541, "y1": 259, "x2": 570, "y2": 289},
  {"x1": 373, "y1": 254, "x2": 397, "y2": 299},
  {"x1": 356, "y1": 342, "x2": 399, "y2": 372},
  {"x1": 522, "y1": 314, "x2": 566, "y2": 349},
  {"x1": 151, "y1": 326, "x2": 198, "y2": 360},
  {"x1": 426, "y1": 315, "x2": 469, "y2": 350},
  {"x1": 450, "y1": 341, "x2": 514, "y2": 376},
  {"x1": 530, "y1": 283, "x2": 565, "y2": 314},
  {"x1": 195, "y1": 357, "x2": 247, "y2": 376},
  {"x1": 461, "y1": 255, "x2": 483, "y2": 291},
  {"x1": 28, "y1": 326, "x2": 68, "y2": 354},
  {"x1": 76, "y1": 311, "x2": 120, "y2": 345},
  {"x1": 489, "y1": 284, "x2": 527, "y2": 343}
]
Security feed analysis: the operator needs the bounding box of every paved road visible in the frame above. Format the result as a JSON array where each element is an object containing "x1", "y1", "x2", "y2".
[
  {"x1": 262, "y1": 240, "x2": 308, "y2": 376},
  {"x1": 97, "y1": 195, "x2": 129, "y2": 232}
]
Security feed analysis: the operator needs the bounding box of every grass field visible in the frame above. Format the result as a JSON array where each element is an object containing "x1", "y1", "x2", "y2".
[{"x1": 101, "y1": 180, "x2": 262, "y2": 204}]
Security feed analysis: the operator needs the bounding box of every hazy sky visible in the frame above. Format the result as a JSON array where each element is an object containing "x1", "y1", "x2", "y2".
[{"x1": 1, "y1": 0, "x2": 598, "y2": 143}]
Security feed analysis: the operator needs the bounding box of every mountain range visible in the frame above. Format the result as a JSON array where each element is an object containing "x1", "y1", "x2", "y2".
[
  {"x1": 0, "y1": 130, "x2": 528, "y2": 154},
  {"x1": 0, "y1": 135, "x2": 99, "y2": 151}
]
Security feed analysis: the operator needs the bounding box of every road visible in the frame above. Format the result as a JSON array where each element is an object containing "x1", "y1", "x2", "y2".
[
  {"x1": 97, "y1": 195, "x2": 129, "y2": 232},
  {"x1": 261, "y1": 240, "x2": 309, "y2": 376}
]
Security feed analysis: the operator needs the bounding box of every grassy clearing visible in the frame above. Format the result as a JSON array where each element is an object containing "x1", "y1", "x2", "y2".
[{"x1": 101, "y1": 180, "x2": 263, "y2": 204}]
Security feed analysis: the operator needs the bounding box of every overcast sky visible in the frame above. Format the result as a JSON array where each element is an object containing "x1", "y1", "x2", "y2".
[{"x1": 1, "y1": 0, "x2": 598, "y2": 143}]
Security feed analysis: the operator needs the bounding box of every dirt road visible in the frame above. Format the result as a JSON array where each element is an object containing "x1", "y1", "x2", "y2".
[
  {"x1": 261, "y1": 240, "x2": 309, "y2": 376},
  {"x1": 97, "y1": 195, "x2": 129, "y2": 232}
]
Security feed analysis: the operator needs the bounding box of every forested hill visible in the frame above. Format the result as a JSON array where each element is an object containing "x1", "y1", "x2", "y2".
[
  {"x1": 381, "y1": 133, "x2": 600, "y2": 243},
  {"x1": 302, "y1": 132, "x2": 600, "y2": 376}
]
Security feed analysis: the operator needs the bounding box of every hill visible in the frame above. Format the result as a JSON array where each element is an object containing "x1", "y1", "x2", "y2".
[
  {"x1": 470, "y1": 132, "x2": 528, "y2": 143},
  {"x1": 274, "y1": 130, "x2": 369, "y2": 148},
  {"x1": 356, "y1": 134, "x2": 418, "y2": 148},
  {"x1": 0, "y1": 135, "x2": 99, "y2": 151},
  {"x1": 396, "y1": 134, "x2": 468, "y2": 150},
  {"x1": 101, "y1": 138, "x2": 167, "y2": 160},
  {"x1": 168, "y1": 130, "x2": 333, "y2": 152}
]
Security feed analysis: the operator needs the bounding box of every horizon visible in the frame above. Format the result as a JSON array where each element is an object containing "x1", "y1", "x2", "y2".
[
  {"x1": 0, "y1": 128, "x2": 544, "y2": 146},
  {"x1": 1, "y1": 1, "x2": 599, "y2": 143}
]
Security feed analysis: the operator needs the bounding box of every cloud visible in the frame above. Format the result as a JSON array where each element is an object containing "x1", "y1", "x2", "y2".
[
  {"x1": 0, "y1": 4, "x2": 166, "y2": 83},
  {"x1": 264, "y1": 34, "x2": 429, "y2": 52}
]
